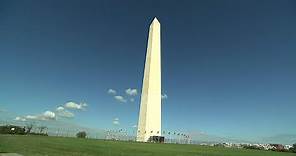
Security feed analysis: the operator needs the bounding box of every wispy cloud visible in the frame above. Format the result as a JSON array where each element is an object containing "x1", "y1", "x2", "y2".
[
  {"x1": 14, "y1": 116, "x2": 26, "y2": 121},
  {"x1": 130, "y1": 98, "x2": 135, "y2": 102},
  {"x1": 64, "y1": 101, "x2": 87, "y2": 110},
  {"x1": 114, "y1": 96, "x2": 127, "y2": 103},
  {"x1": 0, "y1": 109, "x2": 7, "y2": 113},
  {"x1": 125, "y1": 88, "x2": 137, "y2": 96},
  {"x1": 113, "y1": 118, "x2": 120, "y2": 125},
  {"x1": 261, "y1": 134, "x2": 296, "y2": 145},
  {"x1": 26, "y1": 115, "x2": 38, "y2": 120},
  {"x1": 108, "y1": 89, "x2": 117, "y2": 95},
  {"x1": 56, "y1": 106, "x2": 74, "y2": 118}
]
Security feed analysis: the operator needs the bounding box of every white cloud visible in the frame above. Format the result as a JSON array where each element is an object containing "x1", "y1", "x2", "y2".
[
  {"x1": 161, "y1": 94, "x2": 168, "y2": 100},
  {"x1": 56, "y1": 106, "x2": 64, "y2": 111},
  {"x1": 113, "y1": 120, "x2": 119, "y2": 125},
  {"x1": 108, "y1": 89, "x2": 117, "y2": 95},
  {"x1": 113, "y1": 118, "x2": 120, "y2": 125},
  {"x1": 132, "y1": 125, "x2": 137, "y2": 128},
  {"x1": 26, "y1": 115, "x2": 38, "y2": 120},
  {"x1": 64, "y1": 101, "x2": 87, "y2": 110},
  {"x1": 13, "y1": 101, "x2": 85, "y2": 122},
  {"x1": 14, "y1": 116, "x2": 26, "y2": 121},
  {"x1": 125, "y1": 88, "x2": 137, "y2": 96},
  {"x1": 24, "y1": 111, "x2": 56, "y2": 121},
  {"x1": 56, "y1": 106, "x2": 74, "y2": 118},
  {"x1": 114, "y1": 96, "x2": 127, "y2": 103},
  {"x1": 130, "y1": 98, "x2": 135, "y2": 102},
  {"x1": 42, "y1": 111, "x2": 56, "y2": 120}
]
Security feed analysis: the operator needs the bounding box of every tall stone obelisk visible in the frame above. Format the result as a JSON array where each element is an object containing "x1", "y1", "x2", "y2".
[{"x1": 137, "y1": 17, "x2": 161, "y2": 142}]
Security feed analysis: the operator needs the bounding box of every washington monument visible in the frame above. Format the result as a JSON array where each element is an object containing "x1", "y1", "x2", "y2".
[{"x1": 137, "y1": 18, "x2": 162, "y2": 142}]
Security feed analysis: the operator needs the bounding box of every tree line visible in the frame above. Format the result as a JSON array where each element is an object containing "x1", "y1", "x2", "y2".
[{"x1": 0, "y1": 124, "x2": 48, "y2": 136}]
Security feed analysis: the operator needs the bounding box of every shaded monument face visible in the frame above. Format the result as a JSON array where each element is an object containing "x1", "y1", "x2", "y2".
[{"x1": 137, "y1": 18, "x2": 161, "y2": 142}]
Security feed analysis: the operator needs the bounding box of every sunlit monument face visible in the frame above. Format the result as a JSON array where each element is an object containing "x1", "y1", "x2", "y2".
[{"x1": 136, "y1": 18, "x2": 161, "y2": 142}]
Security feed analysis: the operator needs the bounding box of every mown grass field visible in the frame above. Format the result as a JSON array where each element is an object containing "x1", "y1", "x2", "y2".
[{"x1": 0, "y1": 135, "x2": 296, "y2": 156}]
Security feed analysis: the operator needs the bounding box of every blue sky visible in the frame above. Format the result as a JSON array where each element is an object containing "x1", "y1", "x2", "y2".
[{"x1": 0, "y1": 0, "x2": 296, "y2": 142}]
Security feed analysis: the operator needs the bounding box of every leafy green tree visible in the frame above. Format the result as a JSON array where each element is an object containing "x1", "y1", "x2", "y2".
[
  {"x1": 76, "y1": 131, "x2": 87, "y2": 138},
  {"x1": 292, "y1": 144, "x2": 296, "y2": 153}
]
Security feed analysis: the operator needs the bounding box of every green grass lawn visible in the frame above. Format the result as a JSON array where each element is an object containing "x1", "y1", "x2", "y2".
[{"x1": 0, "y1": 135, "x2": 296, "y2": 156}]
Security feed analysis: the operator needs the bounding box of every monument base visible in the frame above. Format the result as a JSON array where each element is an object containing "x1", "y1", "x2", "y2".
[{"x1": 148, "y1": 136, "x2": 165, "y2": 143}]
